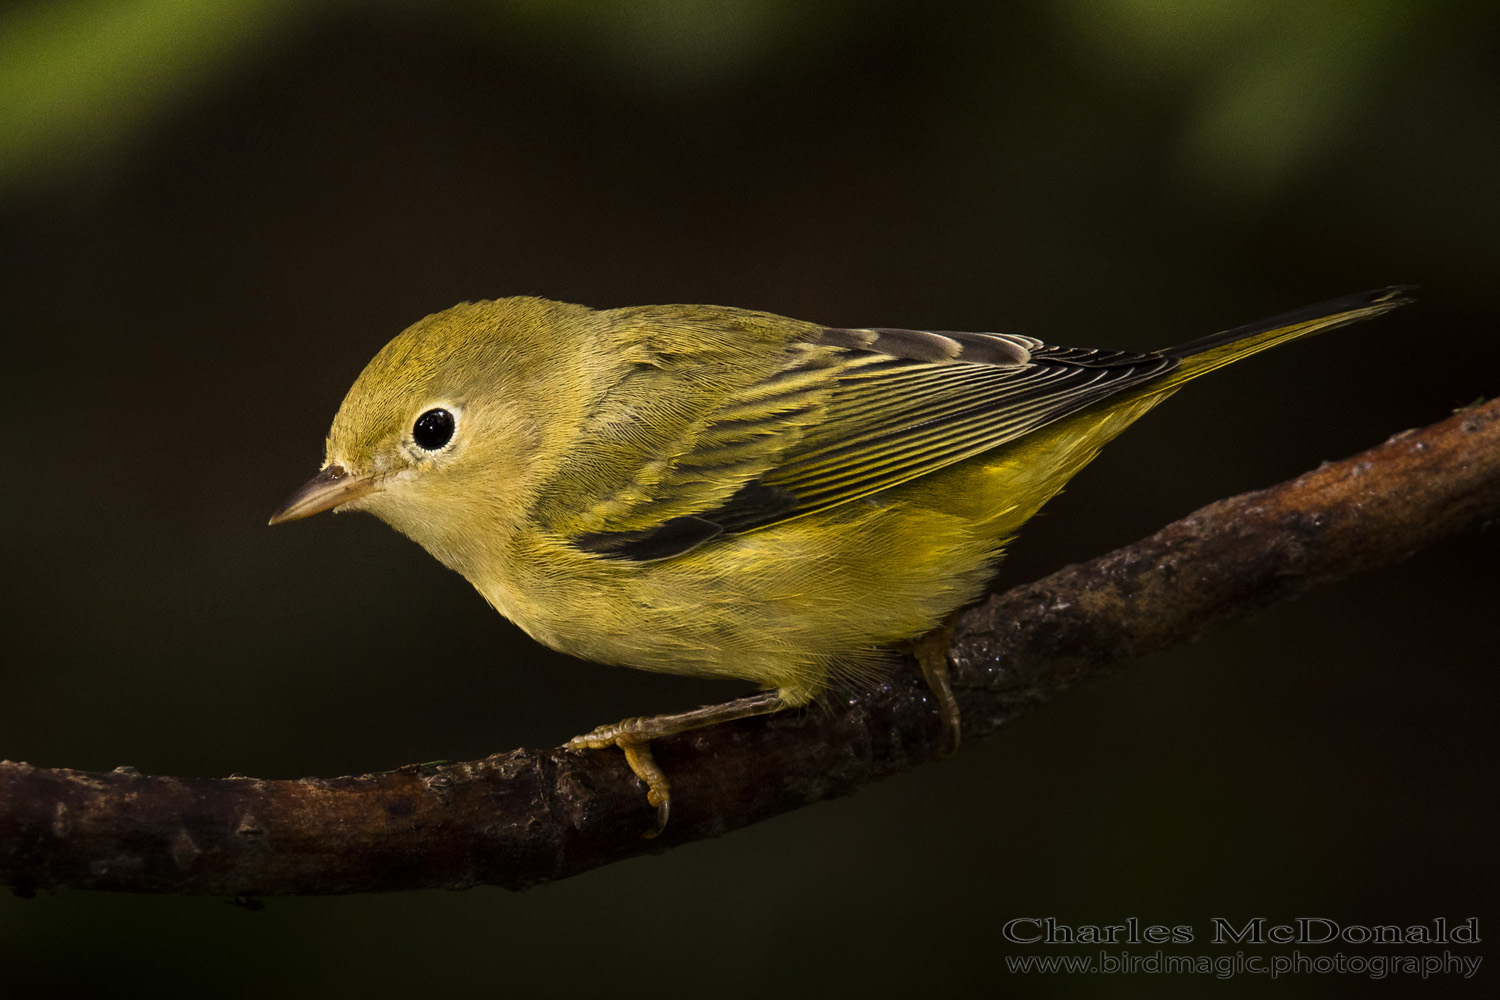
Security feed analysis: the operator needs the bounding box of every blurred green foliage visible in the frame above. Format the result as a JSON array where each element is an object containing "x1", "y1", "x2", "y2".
[
  {"x1": 2, "y1": 0, "x2": 1492, "y2": 203},
  {"x1": 1061, "y1": 0, "x2": 1418, "y2": 196},
  {"x1": 0, "y1": 0, "x2": 321, "y2": 190}
]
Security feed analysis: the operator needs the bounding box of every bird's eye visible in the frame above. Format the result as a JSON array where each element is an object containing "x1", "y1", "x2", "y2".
[{"x1": 412, "y1": 408, "x2": 456, "y2": 451}]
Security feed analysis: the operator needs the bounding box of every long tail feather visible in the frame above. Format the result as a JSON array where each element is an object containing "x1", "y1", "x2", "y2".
[{"x1": 1160, "y1": 286, "x2": 1414, "y2": 386}]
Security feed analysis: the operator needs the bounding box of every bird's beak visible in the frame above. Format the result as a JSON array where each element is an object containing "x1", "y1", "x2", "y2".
[{"x1": 268, "y1": 464, "x2": 378, "y2": 525}]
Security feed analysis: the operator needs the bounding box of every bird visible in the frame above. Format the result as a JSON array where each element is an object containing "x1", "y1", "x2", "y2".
[{"x1": 271, "y1": 286, "x2": 1410, "y2": 833}]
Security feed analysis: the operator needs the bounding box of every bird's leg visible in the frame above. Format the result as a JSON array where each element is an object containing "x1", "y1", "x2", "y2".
[
  {"x1": 908, "y1": 621, "x2": 961, "y2": 757},
  {"x1": 566, "y1": 689, "x2": 786, "y2": 838}
]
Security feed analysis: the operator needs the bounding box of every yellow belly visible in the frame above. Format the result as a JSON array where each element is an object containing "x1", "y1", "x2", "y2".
[{"x1": 481, "y1": 393, "x2": 1169, "y2": 703}]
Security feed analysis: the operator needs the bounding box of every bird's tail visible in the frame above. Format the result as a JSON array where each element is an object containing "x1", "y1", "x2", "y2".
[{"x1": 1157, "y1": 285, "x2": 1413, "y2": 389}]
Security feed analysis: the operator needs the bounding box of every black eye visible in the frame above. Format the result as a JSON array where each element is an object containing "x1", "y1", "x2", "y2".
[{"x1": 412, "y1": 408, "x2": 456, "y2": 451}]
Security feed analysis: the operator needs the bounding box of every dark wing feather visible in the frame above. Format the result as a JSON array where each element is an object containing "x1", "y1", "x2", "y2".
[
  {"x1": 750, "y1": 346, "x2": 1175, "y2": 520},
  {"x1": 577, "y1": 324, "x2": 1178, "y2": 560},
  {"x1": 720, "y1": 338, "x2": 1176, "y2": 530}
]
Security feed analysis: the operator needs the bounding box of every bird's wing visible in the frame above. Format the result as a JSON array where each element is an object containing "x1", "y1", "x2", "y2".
[
  {"x1": 572, "y1": 323, "x2": 1178, "y2": 562},
  {"x1": 743, "y1": 328, "x2": 1177, "y2": 527}
]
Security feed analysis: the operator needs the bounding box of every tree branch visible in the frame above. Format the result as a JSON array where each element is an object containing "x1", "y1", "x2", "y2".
[{"x1": 4, "y1": 399, "x2": 1497, "y2": 896}]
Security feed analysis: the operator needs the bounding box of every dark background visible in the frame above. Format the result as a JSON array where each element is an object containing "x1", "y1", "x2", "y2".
[{"x1": 1, "y1": 1, "x2": 1495, "y2": 996}]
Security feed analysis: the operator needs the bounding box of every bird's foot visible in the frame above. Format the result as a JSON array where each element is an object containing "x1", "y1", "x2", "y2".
[
  {"x1": 908, "y1": 622, "x2": 961, "y2": 757},
  {"x1": 565, "y1": 689, "x2": 787, "y2": 837}
]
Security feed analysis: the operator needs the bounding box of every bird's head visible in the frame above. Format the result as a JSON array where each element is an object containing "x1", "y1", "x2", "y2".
[{"x1": 270, "y1": 296, "x2": 597, "y2": 575}]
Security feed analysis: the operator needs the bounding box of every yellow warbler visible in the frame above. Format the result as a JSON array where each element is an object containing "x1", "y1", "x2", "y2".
[{"x1": 272, "y1": 286, "x2": 1409, "y2": 831}]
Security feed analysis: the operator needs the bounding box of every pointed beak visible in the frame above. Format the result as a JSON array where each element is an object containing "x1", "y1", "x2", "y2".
[{"x1": 268, "y1": 464, "x2": 378, "y2": 525}]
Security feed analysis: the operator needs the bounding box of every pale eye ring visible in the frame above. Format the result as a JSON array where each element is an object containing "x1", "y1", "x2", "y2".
[{"x1": 412, "y1": 408, "x2": 456, "y2": 451}]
